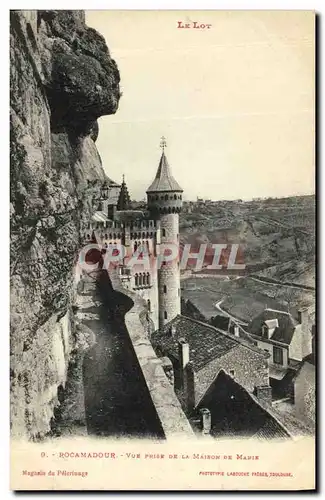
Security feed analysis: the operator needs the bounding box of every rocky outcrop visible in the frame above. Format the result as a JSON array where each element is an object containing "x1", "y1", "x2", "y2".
[{"x1": 10, "y1": 10, "x2": 120, "y2": 439}]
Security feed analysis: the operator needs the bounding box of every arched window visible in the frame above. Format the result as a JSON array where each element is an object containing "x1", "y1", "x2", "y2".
[
  {"x1": 156, "y1": 195, "x2": 158, "y2": 201},
  {"x1": 135, "y1": 274, "x2": 139, "y2": 287},
  {"x1": 139, "y1": 273, "x2": 143, "y2": 286},
  {"x1": 147, "y1": 273, "x2": 150, "y2": 286},
  {"x1": 134, "y1": 242, "x2": 138, "y2": 252},
  {"x1": 105, "y1": 233, "x2": 108, "y2": 239},
  {"x1": 164, "y1": 311, "x2": 168, "y2": 320},
  {"x1": 147, "y1": 299, "x2": 151, "y2": 312},
  {"x1": 142, "y1": 232, "x2": 145, "y2": 238},
  {"x1": 162, "y1": 228, "x2": 166, "y2": 237},
  {"x1": 163, "y1": 285, "x2": 167, "y2": 293},
  {"x1": 113, "y1": 233, "x2": 116, "y2": 239},
  {"x1": 165, "y1": 194, "x2": 168, "y2": 201},
  {"x1": 174, "y1": 194, "x2": 177, "y2": 200}
]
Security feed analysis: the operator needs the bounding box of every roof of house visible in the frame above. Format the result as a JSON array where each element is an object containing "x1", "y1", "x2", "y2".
[
  {"x1": 146, "y1": 152, "x2": 183, "y2": 193},
  {"x1": 293, "y1": 355, "x2": 316, "y2": 382},
  {"x1": 114, "y1": 210, "x2": 147, "y2": 223},
  {"x1": 92, "y1": 211, "x2": 109, "y2": 223},
  {"x1": 196, "y1": 370, "x2": 292, "y2": 439},
  {"x1": 151, "y1": 315, "x2": 268, "y2": 372},
  {"x1": 248, "y1": 308, "x2": 298, "y2": 345},
  {"x1": 103, "y1": 175, "x2": 121, "y2": 188},
  {"x1": 197, "y1": 370, "x2": 310, "y2": 439},
  {"x1": 265, "y1": 319, "x2": 279, "y2": 329}
]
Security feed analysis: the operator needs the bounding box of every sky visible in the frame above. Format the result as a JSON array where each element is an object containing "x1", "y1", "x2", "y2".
[{"x1": 85, "y1": 10, "x2": 315, "y2": 201}]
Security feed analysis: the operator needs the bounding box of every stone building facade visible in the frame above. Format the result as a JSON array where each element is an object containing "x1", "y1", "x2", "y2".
[{"x1": 84, "y1": 139, "x2": 183, "y2": 332}]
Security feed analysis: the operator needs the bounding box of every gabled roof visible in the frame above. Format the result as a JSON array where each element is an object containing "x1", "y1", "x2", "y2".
[
  {"x1": 151, "y1": 315, "x2": 268, "y2": 372},
  {"x1": 248, "y1": 308, "x2": 297, "y2": 345},
  {"x1": 264, "y1": 319, "x2": 279, "y2": 329},
  {"x1": 104, "y1": 175, "x2": 121, "y2": 188},
  {"x1": 92, "y1": 211, "x2": 109, "y2": 222},
  {"x1": 146, "y1": 152, "x2": 183, "y2": 193},
  {"x1": 114, "y1": 210, "x2": 147, "y2": 223},
  {"x1": 196, "y1": 370, "x2": 292, "y2": 439}
]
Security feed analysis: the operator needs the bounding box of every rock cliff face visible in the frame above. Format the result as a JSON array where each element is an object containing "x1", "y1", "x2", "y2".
[{"x1": 10, "y1": 10, "x2": 120, "y2": 439}]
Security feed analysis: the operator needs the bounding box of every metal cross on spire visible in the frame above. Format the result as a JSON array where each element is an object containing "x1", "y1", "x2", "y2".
[
  {"x1": 160, "y1": 136, "x2": 167, "y2": 152},
  {"x1": 122, "y1": 173, "x2": 125, "y2": 183}
]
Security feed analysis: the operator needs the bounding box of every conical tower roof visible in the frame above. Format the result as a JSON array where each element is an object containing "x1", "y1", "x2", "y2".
[
  {"x1": 147, "y1": 151, "x2": 183, "y2": 193},
  {"x1": 117, "y1": 175, "x2": 131, "y2": 210}
]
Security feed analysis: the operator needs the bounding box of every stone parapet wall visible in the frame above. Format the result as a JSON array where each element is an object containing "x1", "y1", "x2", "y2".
[{"x1": 109, "y1": 268, "x2": 194, "y2": 440}]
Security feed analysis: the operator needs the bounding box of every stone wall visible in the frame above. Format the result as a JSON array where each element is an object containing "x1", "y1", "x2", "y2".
[
  {"x1": 10, "y1": 10, "x2": 120, "y2": 439},
  {"x1": 294, "y1": 362, "x2": 315, "y2": 430},
  {"x1": 194, "y1": 344, "x2": 270, "y2": 406},
  {"x1": 109, "y1": 268, "x2": 194, "y2": 439}
]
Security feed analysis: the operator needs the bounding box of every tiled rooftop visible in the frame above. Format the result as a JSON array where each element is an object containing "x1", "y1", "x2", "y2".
[
  {"x1": 152, "y1": 315, "x2": 267, "y2": 372},
  {"x1": 248, "y1": 308, "x2": 297, "y2": 345},
  {"x1": 197, "y1": 370, "x2": 292, "y2": 440}
]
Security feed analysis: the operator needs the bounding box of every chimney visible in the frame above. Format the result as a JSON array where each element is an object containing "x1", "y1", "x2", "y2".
[
  {"x1": 178, "y1": 338, "x2": 190, "y2": 369},
  {"x1": 254, "y1": 385, "x2": 272, "y2": 406},
  {"x1": 184, "y1": 362, "x2": 195, "y2": 412},
  {"x1": 298, "y1": 308, "x2": 308, "y2": 326},
  {"x1": 200, "y1": 408, "x2": 211, "y2": 435},
  {"x1": 298, "y1": 308, "x2": 312, "y2": 359},
  {"x1": 234, "y1": 325, "x2": 240, "y2": 337}
]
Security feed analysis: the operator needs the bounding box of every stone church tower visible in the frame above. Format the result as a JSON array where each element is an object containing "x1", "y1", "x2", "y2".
[{"x1": 146, "y1": 138, "x2": 183, "y2": 329}]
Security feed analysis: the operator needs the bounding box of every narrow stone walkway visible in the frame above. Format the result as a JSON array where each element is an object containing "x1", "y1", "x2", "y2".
[{"x1": 79, "y1": 272, "x2": 165, "y2": 439}]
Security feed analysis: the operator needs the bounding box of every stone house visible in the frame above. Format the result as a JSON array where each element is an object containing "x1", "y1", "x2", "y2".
[
  {"x1": 246, "y1": 308, "x2": 313, "y2": 398},
  {"x1": 151, "y1": 315, "x2": 271, "y2": 412}
]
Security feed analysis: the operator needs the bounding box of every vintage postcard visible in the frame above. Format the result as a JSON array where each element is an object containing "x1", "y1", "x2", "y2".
[{"x1": 10, "y1": 9, "x2": 315, "y2": 490}]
